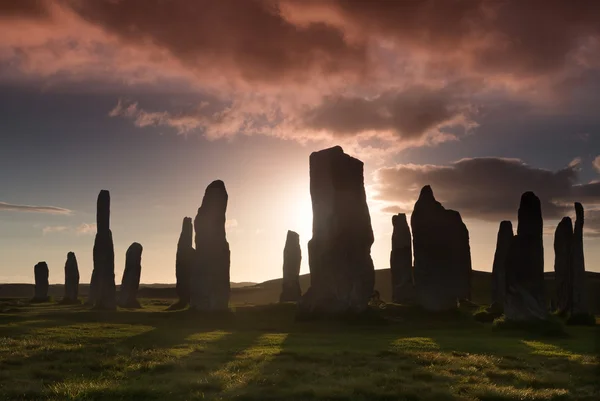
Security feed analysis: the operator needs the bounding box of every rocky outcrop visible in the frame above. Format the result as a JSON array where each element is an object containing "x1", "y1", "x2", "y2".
[
  {"x1": 279, "y1": 230, "x2": 302, "y2": 302},
  {"x1": 173, "y1": 217, "x2": 194, "y2": 308},
  {"x1": 410, "y1": 186, "x2": 472, "y2": 311},
  {"x1": 118, "y1": 242, "x2": 143, "y2": 309},
  {"x1": 504, "y1": 192, "x2": 547, "y2": 321},
  {"x1": 62, "y1": 252, "x2": 80, "y2": 304},
  {"x1": 490, "y1": 221, "x2": 513, "y2": 311},
  {"x1": 390, "y1": 213, "x2": 414, "y2": 304},
  {"x1": 191, "y1": 180, "x2": 231, "y2": 311},
  {"x1": 554, "y1": 217, "x2": 573, "y2": 314},
  {"x1": 571, "y1": 202, "x2": 588, "y2": 316},
  {"x1": 90, "y1": 190, "x2": 116, "y2": 310},
  {"x1": 298, "y1": 146, "x2": 375, "y2": 316},
  {"x1": 32, "y1": 262, "x2": 49, "y2": 302}
]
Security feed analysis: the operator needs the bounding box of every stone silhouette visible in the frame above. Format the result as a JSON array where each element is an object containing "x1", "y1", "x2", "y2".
[
  {"x1": 490, "y1": 221, "x2": 513, "y2": 311},
  {"x1": 504, "y1": 192, "x2": 548, "y2": 321},
  {"x1": 390, "y1": 213, "x2": 414, "y2": 304},
  {"x1": 118, "y1": 242, "x2": 143, "y2": 309},
  {"x1": 62, "y1": 252, "x2": 80, "y2": 304},
  {"x1": 191, "y1": 180, "x2": 231, "y2": 311},
  {"x1": 411, "y1": 186, "x2": 472, "y2": 311},
  {"x1": 279, "y1": 230, "x2": 302, "y2": 302},
  {"x1": 32, "y1": 262, "x2": 49, "y2": 302},
  {"x1": 571, "y1": 202, "x2": 588, "y2": 316},
  {"x1": 553, "y1": 217, "x2": 573, "y2": 314},
  {"x1": 171, "y1": 217, "x2": 194, "y2": 309},
  {"x1": 298, "y1": 146, "x2": 375, "y2": 316},
  {"x1": 90, "y1": 190, "x2": 116, "y2": 310}
]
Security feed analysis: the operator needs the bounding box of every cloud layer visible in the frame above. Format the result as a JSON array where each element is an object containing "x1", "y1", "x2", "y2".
[
  {"x1": 374, "y1": 157, "x2": 600, "y2": 235},
  {"x1": 0, "y1": 201, "x2": 71, "y2": 214},
  {"x1": 1, "y1": 1, "x2": 599, "y2": 149}
]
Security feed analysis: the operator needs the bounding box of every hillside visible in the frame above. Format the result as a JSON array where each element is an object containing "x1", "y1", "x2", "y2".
[{"x1": 2, "y1": 270, "x2": 600, "y2": 312}]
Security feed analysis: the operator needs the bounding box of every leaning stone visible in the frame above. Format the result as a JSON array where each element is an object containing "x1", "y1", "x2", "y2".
[
  {"x1": 280, "y1": 230, "x2": 302, "y2": 302},
  {"x1": 390, "y1": 213, "x2": 414, "y2": 304},
  {"x1": 490, "y1": 221, "x2": 513, "y2": 312},
  {"x1": 118, "y1": 242, "x2": 143, "y2": 309},
  {"x1": 553, "y1": 217, "x2": 573, "y2": 314}
]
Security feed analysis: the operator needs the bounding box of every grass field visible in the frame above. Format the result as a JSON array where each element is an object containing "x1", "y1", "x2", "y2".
[{"x1": 0, "y1": 299, "x2": 598, "y2": 401}]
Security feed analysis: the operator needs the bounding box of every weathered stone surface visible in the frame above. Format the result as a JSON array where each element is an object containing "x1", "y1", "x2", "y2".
[
  {"x1": 191, "y1": 180, "x2": 231, "y2": 311},
  {"x1": 390, "y1": 213, "x2": 414, "y2": 304},
  {"x1": 33, "y1": 262, "x2": 49, "y2": 302},
  {"x1": 298, "y1": 146, "x2": 375, "y2": 316},
  {"x1": 553, "y1": 217, "x2": 573, "y2": 314},
  {"x1": 62, "y1": 252, "x2": 80, "y2": 304},
  {"x1": 571, "y1": 202, "x2": 588, "y2": 315},
  {"x1": 280, "y1": 230, "x2": 302, "y2": 302},
  {"x1": 504, "y1": 192, "x2": 548, "y2": 321},
  {"x1": 174, "y1": 217, "x2": 194, "y2": 307},
  {"x1": 90, "y1": 190, "x2": 116, "y2": 310},
  {"x1": 491, "y1": 221, "x2": 513, "y2": 311},
  {"x1": 118, "y1": 242, "x2": 143, "y2": 309},
  {"x1": 410, "y1": 186, "x2": 472, "y2": 311}
]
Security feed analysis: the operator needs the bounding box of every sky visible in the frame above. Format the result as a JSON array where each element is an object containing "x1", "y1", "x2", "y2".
[{"x1": 1, "y1": 0, "x2": 599, "y2": 285}]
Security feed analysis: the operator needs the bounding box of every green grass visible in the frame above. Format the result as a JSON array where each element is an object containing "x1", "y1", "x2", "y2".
[{"x1": 0, "y1": 299, "x2": 598, "y2": 401}]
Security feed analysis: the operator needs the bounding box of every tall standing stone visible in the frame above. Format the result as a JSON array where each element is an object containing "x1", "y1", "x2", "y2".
[
  {"x1": 504, "y1": 192, "x2": 547, "y2": 321},
  {"x1": 553, "y1": 217, "x2": 573, "y2": 314},
  {"x1": 410, "y1": 186, "x2": 472, "y2": 311},
  {"x1": 91, "y1": 190, "x2": 116, "y2": 310},
  {"x1": 62, "y1": 252, "x2": 80, "y2": 304},
  {"x1": 32, "y1": 262, "x2": 49, "y2": 302},
  {"x1": 173, "y1": 217, "x2": 194, "y2": 308},
  {"x1": 390, "y1": 213, "x2": 414, "y2": 304},
  {"x1": 298, "y1": 146, "x2": 375, "y2": 316},
  {"x1": 279, "y1": 230, "x2": 302, "y2": 302},
  {"x1": 571, "y1": 202, "x2": 588, "y2": 316},
  {"x1": 491, "y1": 221, "x2": 513, "y2": 311},
  {"x1": 118, "y1": 242, "x2": 143, "y2": 309},
  {"x1": 191, "y1": 180, "x2": 230, "y2": 311}
]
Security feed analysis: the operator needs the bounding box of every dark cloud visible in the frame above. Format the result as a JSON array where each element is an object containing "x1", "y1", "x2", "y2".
[
  {"x1": 0, "y1": 0, "x2": 50, "y2": 19},
  {"x1": 67, "y1": 0, "x2": 367, "y2": 84},
  {"x1": 373, "y1": 157, "x2": 599, "y2": 222},
  {"x1": 300, "y1": 85, "x2": 473, "y2": 140},
  {"x1": 0, "y1": 201, "x2": 71, "y2": 214}
]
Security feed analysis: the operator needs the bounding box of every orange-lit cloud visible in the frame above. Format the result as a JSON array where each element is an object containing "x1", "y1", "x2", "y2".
[{"x1": 1, "y1": 0, "x2": 599, "y2": 150}]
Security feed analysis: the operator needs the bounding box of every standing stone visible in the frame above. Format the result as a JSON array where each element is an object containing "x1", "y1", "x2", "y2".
[
  {"x1": 571, "y1": 202, "x2": 588, "y2": 316},
  {"x1": 279, "y1": 230, "x2": 302, "y2": 302},
  {"x1": 62, "y1": 252, "x2": 80, "y2": 304},
  {"x1": 410, "y1": 186, "x2": 472, "y2": 311},
  {"x1": 118, "y1": 242, "x2": 143, "y2": 309},
  {"x1": 504, "y1": 192, "x2": 547, "y2": 321},
  {"x1": 553, "y1": 217, "x2": 573, "y2": 314},
  {"x1": 172, "y1": 217, "x2": 194, "y2": 309},
  {"x1": 490, "y1": 221, "x2": 513, "y2": 311},
  {"x1": 191, "y1": 180, "x2": 230, "y2": 311},
  {"x1": 90, "y1": 190, "x2": 116, "y2": 310},
  {"x1": 298, "y1": 146, "x2": 375, "y2": 316},
  {"x1": 390, "y1": 213, "x2": 414, "y2": 304},
  {"x1": 32, "y1": 262, "x2": 49, "y2": 302}
]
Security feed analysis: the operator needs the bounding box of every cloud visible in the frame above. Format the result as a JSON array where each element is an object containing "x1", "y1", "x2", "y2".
[
  {"x1": 594, "y1": 156, "x2": 600, "y2": 173},
  {"x1": 2, "y1": 0, "x2": 600, "y2": 152},
  {"x1": 225, "y1": 219, "x2": 238, "y2": 229},
  {"x1": 0, "y1": 202, "x2": 71, "y2": 214},
  {"x1": 373, "y1": 157, "x2": 600, "y2": 223},
  {"x1": 42, "y1": 225, "x2": 69, "y2": 235},
  {"x1": 41, "y1": 222, "x2": 96, "y2": 236},
  {"x1": 75, "y1": 223, "x2": 96, "y2": 235}
]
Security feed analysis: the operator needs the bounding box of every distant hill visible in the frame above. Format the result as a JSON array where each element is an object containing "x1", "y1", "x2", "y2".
[{"x1": 2, "y1": 270, "x2": 599, "y2": 313}]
